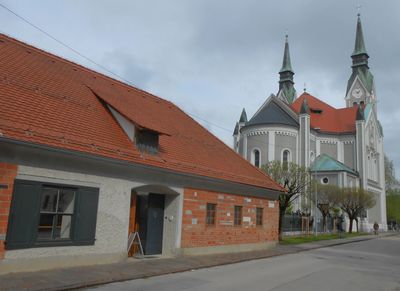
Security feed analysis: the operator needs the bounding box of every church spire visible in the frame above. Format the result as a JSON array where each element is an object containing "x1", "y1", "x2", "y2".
[
  {"x1": 280, "y1": 35, "x2": 294, "y2": 74},
  {"x1": 278, "y1": 35, "x2": 296, "y2": 104},
  {"x1": 352, "y1": 14, "x2": 368, "y2": 57},
  {"x1": 351, "y1": 14, "x2": 369, "y2": 68},
  {"x1": 345, "y1": 14, "x2": 375, "y2": 107}
]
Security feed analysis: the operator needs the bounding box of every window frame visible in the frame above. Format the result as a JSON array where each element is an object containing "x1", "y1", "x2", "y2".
[
  {"x1": 37, "y1": 185, "x2": 77, "y2": 244},
  {"x1": 256, "y1": 207, "x2": 263, "y2": 226},
  {"x1": 281, "y1": 149, "x2": 291, "y2": 168},
  {"x1": 206, "y1": 203, "x2": 217, "y2": 226},
  {"x1": 252, "y1": 149, "x2": 261, "y2": 168},
  {"x1": 234, "y1": 205, "x2": 243, "y2": 226},
  {"x1": 6, "y1": 179, "x2": 99, "y2": 250}
]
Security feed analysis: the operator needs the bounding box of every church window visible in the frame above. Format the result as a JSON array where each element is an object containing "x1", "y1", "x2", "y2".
[
  {"x1": 282, "y1": 149, "x2": 291, "y2": 169},
  {"x1": 252, "y1": 149, "x2": 260, "y2": 168}
]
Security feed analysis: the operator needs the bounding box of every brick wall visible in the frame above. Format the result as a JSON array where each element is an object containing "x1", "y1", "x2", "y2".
[
  {"x1": 181, "y1": 188, "x2": 279, "y2": 248},
  {"x1": 0, "y1": 163, "x2": 17, "y2": 259}
]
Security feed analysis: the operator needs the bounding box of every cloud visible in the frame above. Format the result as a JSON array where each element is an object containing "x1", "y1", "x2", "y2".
[{"x1": 0, "y1": 0, "x2": 399, "y2": 177}]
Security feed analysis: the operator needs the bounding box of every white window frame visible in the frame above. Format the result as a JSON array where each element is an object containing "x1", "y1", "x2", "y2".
[
  {"x1": 281, "y1": 148, "x2": 292, "y2": 164},
  {"x1": 251, "y1": 148, "x2": 261, "y2": 168}
]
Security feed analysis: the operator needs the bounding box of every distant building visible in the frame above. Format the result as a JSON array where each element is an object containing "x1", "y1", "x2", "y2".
[{"x1": 233, "y1": 15, "x2": 387, "y2": 231}]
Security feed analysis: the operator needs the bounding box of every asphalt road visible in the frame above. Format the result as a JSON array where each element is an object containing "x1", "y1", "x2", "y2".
[{"x1": 90, "y1": 235, "x2": 400, "y2": 291}]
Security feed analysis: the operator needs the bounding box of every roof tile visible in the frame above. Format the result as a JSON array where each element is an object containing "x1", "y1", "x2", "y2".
[{"x1": 0, "y1": 34, "x2": 284, "y2": 192}]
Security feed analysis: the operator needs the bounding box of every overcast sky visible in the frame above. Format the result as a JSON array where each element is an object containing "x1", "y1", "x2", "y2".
[{"x1": 0, "y1": 1, "x2": 399, "y2": 178}]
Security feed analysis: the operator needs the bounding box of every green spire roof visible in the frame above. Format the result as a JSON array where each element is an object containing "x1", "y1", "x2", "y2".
[
  {"x1": 279, "y1": 35, "x2": 294, "y2": 73},
  {"x1": 300, "y1": 98, "x2": 310, "y2": 115},
  {"x1": 311, "y1": 154, "x2": 358, "y2": 176},
  {"x1": 352, "y1": 14, "x2": 368, "y2": 57},
  {"x1": 239, "y1": 108, "x2": 247, "y2": 123}
]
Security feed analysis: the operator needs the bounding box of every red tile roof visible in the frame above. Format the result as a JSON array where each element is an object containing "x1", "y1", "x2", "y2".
[
  {"x1": 0, "y1": 34, "x2": 284, "y2": 192},
  {"x1": 291, "y1": 93, "x2": 358, "y2": 134}
]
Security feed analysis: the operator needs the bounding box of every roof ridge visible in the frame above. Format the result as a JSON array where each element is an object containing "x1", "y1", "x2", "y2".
[{"x1": 0, "y1": 33, "x2": 171, "y2": 105}]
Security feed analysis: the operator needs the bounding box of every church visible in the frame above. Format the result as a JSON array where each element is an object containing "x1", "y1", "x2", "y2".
[{"x1": 233, "y1": 15, "x2": 387, "y2": 231}]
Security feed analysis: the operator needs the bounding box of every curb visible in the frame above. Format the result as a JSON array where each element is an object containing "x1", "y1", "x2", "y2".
[
  {"x1": 3, "y1": 233, "x2": 398, "y2": 291},
  {"x1": 69, "y1": 234, "x2": 393, "y2": 291}
]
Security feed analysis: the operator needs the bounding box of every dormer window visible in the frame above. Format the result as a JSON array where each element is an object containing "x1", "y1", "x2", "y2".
[
  {"x1": 136, "y1": 129, "x2": 159, "y2": 154},
  {"x1": 310, "y1": 108, "x2": 323, "y2": 114}
]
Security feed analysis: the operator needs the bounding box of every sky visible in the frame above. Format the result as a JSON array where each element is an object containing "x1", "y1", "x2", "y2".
[{"x1": 0, "y1": 1, "x2": 399, "y2": 178}]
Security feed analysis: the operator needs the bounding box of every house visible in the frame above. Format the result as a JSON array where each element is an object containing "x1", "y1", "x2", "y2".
[
  {"x1": 233, "y1": 15, "x2": 387, "y2": 231},
  {"x1": 0, "y1": 33, "x2": 284, "y2": 274}
]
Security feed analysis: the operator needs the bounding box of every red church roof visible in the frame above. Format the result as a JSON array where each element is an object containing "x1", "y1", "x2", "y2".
[
  {"x1": 291, "y1": 93, "x2": 358, "y2": 134},
  {"x1": 0, "y1": 34, "x2": 284, "y2": 192}
]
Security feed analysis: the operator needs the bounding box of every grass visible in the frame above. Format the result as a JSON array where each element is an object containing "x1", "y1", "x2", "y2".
[{"x1": 280, "y1": 232, "x2": 369, "y2": 245}]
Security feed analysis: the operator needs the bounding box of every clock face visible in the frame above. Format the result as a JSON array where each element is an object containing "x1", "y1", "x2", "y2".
[{"x1": 352, "y1": 88, "x2": 363, "y2": 99}]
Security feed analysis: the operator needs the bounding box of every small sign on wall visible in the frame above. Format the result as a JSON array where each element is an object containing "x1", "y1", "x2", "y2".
[
  {"x1": 192, "y1": 218, "x2": 198, "y2": 225},
  {"x1": 269, "y1": 201, "x2": 275, "y2": 208},
  {"x1": 243, "y1": 216, "x2": 251, "y2": 223}
]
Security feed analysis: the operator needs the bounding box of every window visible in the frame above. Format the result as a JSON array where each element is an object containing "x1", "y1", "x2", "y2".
[
  {"x1": 256, "y1": 208, "x2": 263, "y2": 226},
  {"x1": 38, "y1": 187, "x2": 75, "y2": 240},
  {"x1": 6, "y1": 180, "x2": 99, "y2": 250},
  {"x1": 253, "y1": 149, "x2": 260, "y2": 168},
  {"x1": 136, "y1": 129, "x2": 159, "y2": 154},
  {"x1": 234, "y1": 206, "x2": 242, "y2": 226},
  {"x1": 282, "y1": 149, "x2": 290, "y2": 169},
  {"x1": 322, "y1": 177, "x2": 329, "y2": 184},
  {"x1": 206, "y1": 203, "x2": 216, "y2": 225}
]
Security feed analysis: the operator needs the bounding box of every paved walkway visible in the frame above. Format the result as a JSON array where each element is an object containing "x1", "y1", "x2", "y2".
[{"x1": 0, "y1": 233, "x2": 396, "y2": 291}]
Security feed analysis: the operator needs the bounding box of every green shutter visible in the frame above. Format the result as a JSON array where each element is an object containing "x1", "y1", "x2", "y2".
[
  {"x1": 6, "y1": 180, "x2": 41, "y2": 250},
  {"x1": 74, "y1": 187, "x2": 99, "y2": 245}
]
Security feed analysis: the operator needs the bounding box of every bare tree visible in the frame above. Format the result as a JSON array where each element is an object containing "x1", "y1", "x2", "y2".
[
  {"x1": 339, "y1": 187, "x2": 376, "y2": 233},
  {"x1": 261, "y1": 161, "x2": 311, "y2": 240},
  {"x1": 315, "y1": 184, "x2": 341, "y2": 232}
]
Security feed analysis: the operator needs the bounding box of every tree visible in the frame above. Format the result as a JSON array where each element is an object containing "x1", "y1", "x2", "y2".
[
  {"x1": 315, "y1": 184, "x2": 341, "y2": 232},
  {"x1": 261, "y1": 161, "x2": 311, "y2": 240},
  {"x1": 385, "y1": 154, "x2": 399, "y2": 191},
  {"x1": 338, "y1": 187, "x2": 376, "y2": 233},
  {"x1": 386, "y1": 189, "x2": 400, "y2": 227}
]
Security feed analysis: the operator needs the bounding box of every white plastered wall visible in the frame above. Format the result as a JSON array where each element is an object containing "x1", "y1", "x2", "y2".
[{"x1": 1, "y1": 165, "x2": 183, "y2": 273}]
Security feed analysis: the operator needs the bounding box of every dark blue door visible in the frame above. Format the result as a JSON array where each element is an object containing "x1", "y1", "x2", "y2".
[{"x1": 145, "y1": 194, "x2": 165, "y2": 255}]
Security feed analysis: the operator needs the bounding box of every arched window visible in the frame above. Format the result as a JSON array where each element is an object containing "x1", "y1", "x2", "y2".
[
  {"x1": 253, "y1": 149, "x2": 260, "y2": 168},
  {"x1": 282, "y1": 149, "x2": 290, "y2": 169}
]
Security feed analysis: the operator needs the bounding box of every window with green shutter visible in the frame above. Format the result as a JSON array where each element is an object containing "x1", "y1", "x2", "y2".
[{"x1": 5, "y1": 180, "x2": 99, "y2": 250}]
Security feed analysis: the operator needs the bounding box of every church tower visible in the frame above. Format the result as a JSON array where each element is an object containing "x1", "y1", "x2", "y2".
[
  {"x1": 345, "y1": 14, "x2": 376, "y2": 109},
  {"x1": 277, "y1": 35, "x2": 297, "y2": 104}
]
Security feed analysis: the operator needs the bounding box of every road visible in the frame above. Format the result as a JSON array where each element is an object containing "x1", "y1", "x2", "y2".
[{"x1": 90, "y1": 235, "x2": 400, "y2": 291}]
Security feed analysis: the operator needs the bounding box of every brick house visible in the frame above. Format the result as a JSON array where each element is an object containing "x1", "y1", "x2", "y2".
[{"x1": 0, "y1": 34, "x2": 284, "y2": 274}]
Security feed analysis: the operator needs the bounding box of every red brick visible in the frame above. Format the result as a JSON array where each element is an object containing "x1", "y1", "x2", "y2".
[
  {"x1": 0, "y1": 163, "x2": 17, "y2": 260},
  {"x1": 181, "y1": 188, "x2": 279, "y2": 248}
]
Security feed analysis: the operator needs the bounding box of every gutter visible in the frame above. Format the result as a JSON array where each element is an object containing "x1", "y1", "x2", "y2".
[{"x1": 0, "y1": 137, "x2": 284, "y2": 199}]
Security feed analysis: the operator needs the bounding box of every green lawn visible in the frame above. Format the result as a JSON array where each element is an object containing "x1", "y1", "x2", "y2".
[{"x1": 281, "y1": 232, "x2": 369, "y2": 245}]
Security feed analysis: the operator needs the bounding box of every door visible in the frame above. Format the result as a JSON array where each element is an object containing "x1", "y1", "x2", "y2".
[
  {"x1": 128, "y1": 191, "x2": 138, "y2": 257},
  {"x1": 145, "y1": 193, "x2": 165, "y2": 255}
]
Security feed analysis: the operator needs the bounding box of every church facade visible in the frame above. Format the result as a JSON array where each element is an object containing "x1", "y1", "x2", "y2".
[{"x1": 233, "y1": 15, "x2": 387, "y2": 231}]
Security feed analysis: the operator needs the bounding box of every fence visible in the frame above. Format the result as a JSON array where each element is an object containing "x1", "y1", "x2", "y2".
[{"x1": 282, "y1": 213, "x2": 337, "y2": 234}]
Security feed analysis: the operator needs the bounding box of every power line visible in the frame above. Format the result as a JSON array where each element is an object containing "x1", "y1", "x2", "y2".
[
  {"x1": 0, "y1": 2, "x2": 236, "y2": 134},
  {"x1": 0, "y1": 3, "x2": 134, "y2": 86}
]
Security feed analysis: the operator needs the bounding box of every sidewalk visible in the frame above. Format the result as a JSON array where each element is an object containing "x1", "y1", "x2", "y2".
[{"x1": 0, "y1": 233, "x2": 397, "y2": 291}]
